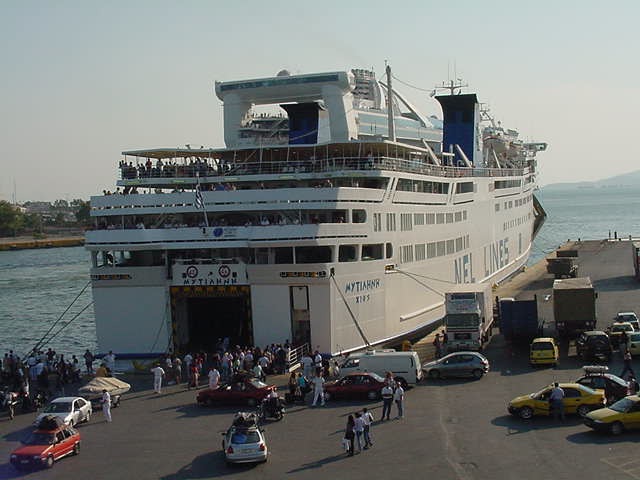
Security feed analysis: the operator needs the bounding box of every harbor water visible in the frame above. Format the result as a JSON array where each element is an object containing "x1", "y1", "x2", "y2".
[{"x1": 1, "y1": 186, "x2": 638, "y2": 357}]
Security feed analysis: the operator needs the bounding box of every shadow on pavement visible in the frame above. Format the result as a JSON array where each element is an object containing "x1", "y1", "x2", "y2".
[
  {"x1": 160, "y1": 451, "x2": 259, "y2": 479},
  {"x1": 287, "y1": 452, "x2": 348, "y2": 473},
  {"x1": 2, "y1": 426, "x2": 32, "y2": 442},
  {"x1": 0, "y1": 463, "x2": 24, "y2": 479},
  {"x1": 492, "y1": 414, "x2": 583, "y2": 434},
  {"x1": 566, "y1": 430, "x2": 640, "y2": 444}
]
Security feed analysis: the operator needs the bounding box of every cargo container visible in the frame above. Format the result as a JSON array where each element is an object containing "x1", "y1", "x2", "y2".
[
  {"x1": 499, "y1": 297, "x2": 540, "y2": 343},
  {"x1": 546, "y1": 257, "x2": 578, "y2": 279},
  {"x1": 553, "y1": 277, "x2": 597, "y2": 337}
]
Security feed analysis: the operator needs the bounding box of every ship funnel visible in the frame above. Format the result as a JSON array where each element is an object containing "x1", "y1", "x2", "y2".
[{"x1": 435, "y1": 93, "x2": 479, "y2": 166}]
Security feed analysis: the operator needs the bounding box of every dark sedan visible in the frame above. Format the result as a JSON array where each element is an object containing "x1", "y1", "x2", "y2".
[
  {"x1": 197, "y1": 376, "x2": 275, "y2": 407},
  {"x1": 324, "y1": 372, "x2": 386, "y2": 401},
  {"x1": 422, "y1": 351, "x2": 490, "y2": 379}
]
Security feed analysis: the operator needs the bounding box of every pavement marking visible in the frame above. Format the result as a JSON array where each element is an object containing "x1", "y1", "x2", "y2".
[{"x1": 602, "y1": 456, "x2": 640, "y2": 479}]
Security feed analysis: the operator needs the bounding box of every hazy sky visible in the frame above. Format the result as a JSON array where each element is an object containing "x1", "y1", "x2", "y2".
[{"x1": 1, "y1": 1, "x2": 638, "y2": 201}]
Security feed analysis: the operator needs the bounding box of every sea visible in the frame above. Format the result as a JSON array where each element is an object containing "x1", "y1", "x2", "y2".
[{"x1": 1, "y1": 186, "x2": 638, "y2": 358}]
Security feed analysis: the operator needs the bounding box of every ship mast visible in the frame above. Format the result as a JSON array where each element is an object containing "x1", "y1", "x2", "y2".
[{"x1": 386, "y1": 64, "x2": 396, "y2": 142}]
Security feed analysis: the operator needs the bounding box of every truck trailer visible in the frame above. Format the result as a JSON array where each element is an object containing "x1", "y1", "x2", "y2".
[{"x1": 553, "y1": 277, "x2": 597, "y2": 338}]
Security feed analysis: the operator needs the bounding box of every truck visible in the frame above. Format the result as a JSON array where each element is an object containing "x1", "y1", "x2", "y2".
[
  {"x1": 546, "y1": 257, "x2": 578, "y2": 279},
  {"x1": 443, "y1": 284, "x2": 493, "y2": 352},
  {"x1": 553, "y1": 277, "x2": 597, "y2": 338},
  {"x1": 498, "y1": 296, "x2": 540, "y2": 343}
]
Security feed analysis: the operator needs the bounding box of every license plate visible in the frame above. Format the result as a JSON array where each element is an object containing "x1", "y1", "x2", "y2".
[
  {"x1": 20, "y1": 460, "x2": 29, "y2": 464},
  {"x1": 241, "y1": 448, "x2": 254, "y2": 453}
]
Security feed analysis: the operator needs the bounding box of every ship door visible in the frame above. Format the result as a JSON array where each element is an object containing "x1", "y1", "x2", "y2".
[{"x1": 290, "y1": 286, "x2": 311, "y2": 347}]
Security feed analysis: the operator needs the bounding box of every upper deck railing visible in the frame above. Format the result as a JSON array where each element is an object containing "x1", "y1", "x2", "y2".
[{"x1": 119, "y1": 154, "x2": 529, "y2": 184}]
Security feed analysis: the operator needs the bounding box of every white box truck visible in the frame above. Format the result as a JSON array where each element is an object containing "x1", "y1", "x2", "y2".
[{"x1": 338, "y1": 350, "x2": 423, "y2": 385}]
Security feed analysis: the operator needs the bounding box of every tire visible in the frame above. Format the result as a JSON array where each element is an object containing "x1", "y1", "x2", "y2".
[
  {"x1": 518, "y1": 406, "x2": 534, "y2": 420},
  {"x1": 247, "y1": 398, "x2": 257, "y2": 407},
  {"x1": 73, "y1": 443, "x2": 80, "y2": 455},
  {"x1": 367, "y1": 390, "x2": 379, "y2": 401},
  {"x1": 610, "y1": 421, "x2": 624, "y2": 435},
  {"x1": 45, "y1": 456, "x2": 54, "y2": 468},
  {"x1": 273, "y1": 410, "x2": 283, "y2": 421},
  {"x1": 577, "y1": 404, "x2": 591, "y2": 417},
  {"x1": 472, "y1": 369, "x2": 484, "y2": 380},
  {"x1": 323, "y1": 392, "x2": 331, "y2": 402},
  {"x1": 429, "y1": 370, "x2": 440, "y2": 380},
  {"x1": 84, "y1": 413, "x2": 91, "y2": 423}
]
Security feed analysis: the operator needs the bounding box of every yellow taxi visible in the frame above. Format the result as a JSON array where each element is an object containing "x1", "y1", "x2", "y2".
[
  {"x1": 529, "y1": 337, "x2": 559, "y2": 367},
  {"x1": 508, "y1": 383, "x2": 606, "y2": 420},
  {"x1": 584, "y1": 395, "x2": 640, "y2": 435}
]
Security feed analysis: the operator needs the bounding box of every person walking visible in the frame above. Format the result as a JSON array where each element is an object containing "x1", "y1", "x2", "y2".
[
  {"x1": 549, "y1": 382, "x2": 565, "y2": 421},
  {"x1": 151, "y1": 363, "x2": 166, "y2": 394},
  {"x1": 101, "y1": 389, "x2": 112, "y2": 422},
  {"x1": 83, "y1": 349, "x2": 94, "y2": 375},
  {"x1": 433, "y1": 334, "x2": 443, "y2": 359},
  {"x1": 381, "y1": 383, "x2": 394, "y2": 420},
  {"x1": 344, "y1": 414, "x2": 355, "y2": 456},
  {"x1": 311, "y1": 369, "x2": 325, "y2": 407},
  {"x1": 620, "y1": 349, "x2": 635, "y2": 379},
  {"x1": 354, "y1": 412, "x2": 365, "y2": 453},
  {"x1": 208, "y1": 367, "x2": 220, "y2": 390},
  {"x1": 362, "y1": 407, "x2": 374, "y2": 448},
  {"x1": 104, "y1": 350, "x2": 116, "y2": 374},
  {"x1": 301, "y1": 352, "x2": 313, "y2": 379},
  {"x1": 394, "y1": 382, "x2": 405, "y2": 419}
]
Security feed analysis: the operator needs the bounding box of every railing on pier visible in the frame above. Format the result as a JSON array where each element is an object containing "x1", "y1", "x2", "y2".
[{"x1": 287, "y1": 342, "x2": 310, "y2": 373}]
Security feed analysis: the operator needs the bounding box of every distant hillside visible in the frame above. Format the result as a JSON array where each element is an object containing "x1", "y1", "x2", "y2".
[{"x1": 543, "y1": 170, "x2": 640, "y2": 189}]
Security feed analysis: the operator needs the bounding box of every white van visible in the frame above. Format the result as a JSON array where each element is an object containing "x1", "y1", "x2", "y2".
[{"x1": 338, "y1": 350, "x2": 423, "y2": 385}]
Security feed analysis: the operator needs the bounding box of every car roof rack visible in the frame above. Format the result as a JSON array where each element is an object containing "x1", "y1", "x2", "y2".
[{"x1": 583, "y1": 365, "x2": 609, "y2": 375}]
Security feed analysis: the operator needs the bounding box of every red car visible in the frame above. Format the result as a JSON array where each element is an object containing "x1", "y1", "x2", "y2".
[
  {"x1": 10, "y1": 424, "x2": 80, "y2": 470},
  {"x1": 197, "y1": 375, "x2": 275, "y2": 407},
  {"x1": 324, "y1": 372, "x2": 387, "y2": 401}
]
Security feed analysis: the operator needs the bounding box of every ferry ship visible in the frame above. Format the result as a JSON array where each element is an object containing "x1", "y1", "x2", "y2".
[{"x1": 85, "y1": 67, "x2": 547, "y2": 357}]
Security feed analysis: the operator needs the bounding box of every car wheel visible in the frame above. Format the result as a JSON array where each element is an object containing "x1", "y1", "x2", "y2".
[
  {"x1": 518, "y1": 406, "x2": 534, "y2": 420},
  {"x1": 472, "y1": 369, "x2": 484, "y2": 380},
  {"x1": 73, "y1": 443, "x2": 80, "y2": 455},
  {"x1": 69, "y1": 419, "x2": 75, "y2": 427},
  {"x1": 429, "y1": 370, "x2": 440, "y2": 380},
  {"x1": 85, "y1": 413, "x2": 91, "y2": 423},
  {"x1": 45, "y1": 456, "x2": 54, "y2": 468},
  {"x1": 610, "y1": 421, "x2": 624, "y2": 435},
  {"x1": 367, "y1": 390, "x2": 379, "y2": 401},
  {"x1": 577, "y1": 404, "x2": 591, "y2": 417},
  {"x1": 247, "y1": 398, "x2": 257, "y2": 407},
  {"x1": 323, "y1": 392, "x2": 331, "y2": 402}
]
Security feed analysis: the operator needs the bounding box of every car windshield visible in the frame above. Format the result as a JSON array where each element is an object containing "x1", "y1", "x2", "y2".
[
  {"x1": 578, "y1": 385, "x2": 597, "y2": 395},
  {"x1": 531, "y1": 342, "x2": 553, "y2": 351},
  {"x1": 609, "y1": 397, "x2": 635, "y2": 413},
  {"x1": 369, "y1": 372, "x2": 385, "y2": 382},
  {"x1": 612, "y1": 325, "x2": 633, "y2": 332},
  {"x1": 532, "y1": 387, "x2": 550, "y2": 398},
  {"x1": 43, "y1": 402, "x2": 71, "y2": 413},
  {"x1": 231, "y1": 430, "x2": 261, "y2": 444},
  {"x1": 630, "y1": 334, "x2": 640, "y2": 342},
  {"x1": 22, "y1": 432, "x2": 55, "y2": 445},
  {"x1": 248, "y1": 380, "x2": 267, "y2": 389}
]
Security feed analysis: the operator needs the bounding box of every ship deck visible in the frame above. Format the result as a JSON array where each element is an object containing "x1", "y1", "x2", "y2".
[{"x1": 1, "y1": 240, "x2": 639, "y2": 479}]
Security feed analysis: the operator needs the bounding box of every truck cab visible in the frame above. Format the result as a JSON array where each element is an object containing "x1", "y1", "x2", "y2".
[{"x1": 444, "y1": 284, "x2": 493, "y2": 352}]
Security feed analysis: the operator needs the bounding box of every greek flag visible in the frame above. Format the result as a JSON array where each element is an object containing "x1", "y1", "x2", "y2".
[{"x1": 194, "y1": 182, "x2": 205, "y2": 210}]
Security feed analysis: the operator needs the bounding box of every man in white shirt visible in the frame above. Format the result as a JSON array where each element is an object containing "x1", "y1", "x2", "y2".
[
  {"x1": 301, "y1": 353, "x2": 313, "y2": 379},
  {"x1": 208, "y1": 367, "x2": 220, "y2": 390},
  {"x1": 150, "y1": 364, "x2": 166, "y2": 394},
  {"x1": 362, "y1": 407, "x2": 374, "y2": 448},
  {"x1": 354, "y1": 412, "x2": 365, "y2": 452},
  {"x1": 394, "y1": 383, "x2": 405, "y2": 419},
  {"x1": 184, "y1": 353, "x2": 193, "y2": 383},
  {"x1": 381, "y1": 384, "x2": 394, "y2": 420},
  {"x1": 549, "y1": 382, "x2": 565, "y2": 421},
  {"x1": 104, "y1": 350, "x2": 116, "y2": 373},
  {"x1": 102, "y1": 389, "x2": 112, "y2": 422},
  {"x1": 311, "y1": 372, "x2": 325, "y2": 407}
]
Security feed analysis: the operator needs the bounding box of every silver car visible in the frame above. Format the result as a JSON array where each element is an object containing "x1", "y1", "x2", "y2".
[
  {"x1": 422, "y1": 351, "x2": 490, "y2": 379},
  {"x1": 222, "y1": 426, "x2": 268, "y2": 464},
  {"x1": 35, "y1": 396, "x2": 92, "y2": 426}
]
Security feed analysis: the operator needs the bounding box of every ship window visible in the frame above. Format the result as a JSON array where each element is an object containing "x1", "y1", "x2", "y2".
[
  {"x1": 413, "y1": 213, "x2": 424, "y2": 225},
  {"x1": 352, "y1": 209, "x2": 366, "y2": 223},
  {"x1": 426, "y1": 213, "x2": 435, "y2": 225},
  {"x1": 446, "y1": 239, "x2": 455, "y2": 255},
  {"x1": 436, "y1": 241, "x2": 446, "y2": 257},
  {"x1": 455, "y1": 182, "x2": 474, "y2": 194},
  {"x1": 255, "y1": 248, "x2": 269, "y2": 264},
  {"x1": 274, "y1": 247, "x2": 293, "y2": 264},
  {"x1": 456, "y1": 237, "x2": 463, "y2": 252},
  {"x1": 427, "y1": 242, "x2": 436, "y2": 258},
  {"x1": 454, "y1": 211, "x2": 462, "y2": 222},
  {"x1": 362, "y1": 244, "x2": 383, "y2": 261},
  {"x1": 415, "y1": 244, "x2": 426, "y2": 261},
  {"x1": 339, "y1": 245, "x2": 358, "y2": 262},
  {"x1": 436, "y1": 213, "x2": 445, "y2": 224},
  {"x1": 495, "y1": 204, "x2": 500, "y2": 212},
  {"x1": 446, "y1": 213, "x2": 454, "y2": 224},
  {"x1": 373, "y1": 213, "x2": 382, "y2": 232},
  {"x1": 463, "y1": 211, "x2": 467, "y2": 220},
  {"x1": 386, "y1": 243, "x2": 393, "y2": 259},
  {"x1": 295, "y1": 246, "x2": 332, "y2": 264}
]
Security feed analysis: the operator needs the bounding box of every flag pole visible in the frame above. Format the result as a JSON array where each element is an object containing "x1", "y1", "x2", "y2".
[{"x1": 195, "y1": 172, "x2": 209, "y2": 227}]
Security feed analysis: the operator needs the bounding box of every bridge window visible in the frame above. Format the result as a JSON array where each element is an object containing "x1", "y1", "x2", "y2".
[
  {"x1": 362, "y1": 244, "x2": 384, "y2": 261},
  {"x1": 295, "y1": 246, "x2": 332, "y2": 264},
  {"x1": 339, "y1": 245, "x2": 358, "y2": 262},
  {"x1": 352, "y1": 209, "x2": 367, "y2": 223}
]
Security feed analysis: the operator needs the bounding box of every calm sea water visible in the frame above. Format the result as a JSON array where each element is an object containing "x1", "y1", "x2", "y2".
[{"x1": 1, "y1": 187, "x2": 638, "y2": 357}]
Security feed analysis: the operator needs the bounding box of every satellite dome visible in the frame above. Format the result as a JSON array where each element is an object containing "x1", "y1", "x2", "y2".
[{"x1": 276, "y1": 69, "x2": 291, "y2": 77}]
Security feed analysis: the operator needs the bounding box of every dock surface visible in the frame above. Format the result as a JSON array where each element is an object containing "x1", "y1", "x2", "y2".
[{"x1": 1, "y1": 239, "x2": 639, "y2": 479}]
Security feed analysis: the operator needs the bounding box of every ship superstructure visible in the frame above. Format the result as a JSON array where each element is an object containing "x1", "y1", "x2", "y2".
[{"x1": 85, "y1": 68, "x2": 546, "y2": 357}]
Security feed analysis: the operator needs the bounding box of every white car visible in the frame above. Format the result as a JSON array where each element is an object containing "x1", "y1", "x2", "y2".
[
  {"x1": 628, "y1": 332, "x2": 640, "y2": 355},
  {"x1": 616, "y1": 312, "x2": 640, "y2": 331},
  {"x1": 222, "y1": 425, "x2": 268, "y2": 464},
  {"x1": 35, "y1": 397, "x2": 92, "y2": 427}
]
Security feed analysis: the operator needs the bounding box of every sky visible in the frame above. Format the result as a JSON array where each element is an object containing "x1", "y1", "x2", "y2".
[{"x1": 1, "y1": 0, "x2": 639, "y2": 202}]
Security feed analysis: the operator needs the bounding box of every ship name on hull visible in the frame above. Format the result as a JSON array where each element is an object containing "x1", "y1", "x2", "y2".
[{"x1": 484, "y1": 237, "x2": 510, "y2": 277}]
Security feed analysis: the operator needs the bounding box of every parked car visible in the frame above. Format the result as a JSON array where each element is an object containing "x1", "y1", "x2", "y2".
[
  {"x1": 627, "y1": 332, "x2": 640, "y2": 355},
  {"x1": 508, "y1": 383, "x2": 606, "y2": 420},
  {"x1": 608, "y1": 322, "x2": 635, "y2": 348},
  {"x1": 575, "y1": 331, "x2": 612, "y2": 362},
  {"x1": 422, "y1": 351, "x2": 490, "y2": 380},
  {"x1": 34, "y1": 397, "x2": 92, "y2": 427},
  {"x1": 575, "y1": 365, "x2": 629, "y2": 404},
  {"x1": 584, "y1": 395, "x2": 640, "y2": 435},
  {"x1": 222, "y1": 412, "x2": 267, "y2": 464},
  {"x1": 197, "y1": 374, "x2": 275, "y2": 407},
  {"x1": 615, "y1": 312, "x2": 640, "y2": 331},
  {"x1": 324, "y1": 372, "x2": 386, "y2": 401},
  {"x1": 10, "y1": 418, "x2": 80, "y2": 470},
  {"x1": 339, "y1": 350, "x2": 423, "y2": 386},
  {"x1": 529, "y1": 337, "x2": 559, "y2": 367}
]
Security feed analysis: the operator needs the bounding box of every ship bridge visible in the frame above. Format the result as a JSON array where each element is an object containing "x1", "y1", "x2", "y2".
[{"x1": 215, "y1": 71, "x2": 358, "y2": 147}]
